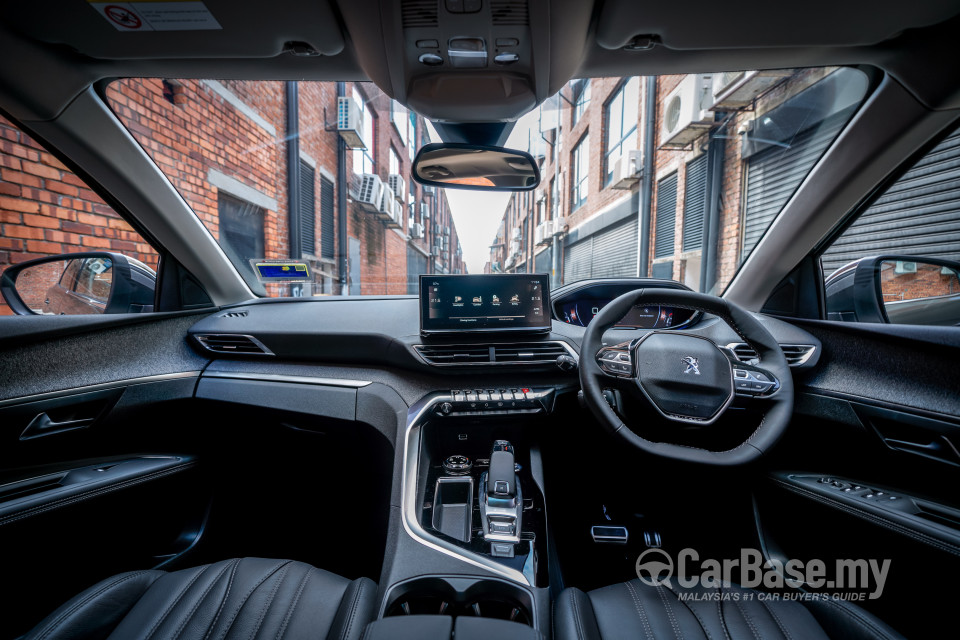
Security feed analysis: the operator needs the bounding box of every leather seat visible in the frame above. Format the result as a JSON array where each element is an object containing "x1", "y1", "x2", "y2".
[
  {"x1": 555, "y1": 580, "x2": 905, "y2": 640},
  {"x1": 24, "y1": 558, "x2": 377, "y2": 640}
]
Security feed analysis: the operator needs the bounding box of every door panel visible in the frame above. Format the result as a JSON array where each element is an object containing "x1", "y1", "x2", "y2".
[
  {"x1": 0, "y1": 312, "x2": 213, "y2": 637},
  {"x1": 756, "y1": 318, "x2": 960, "y2": 638}
]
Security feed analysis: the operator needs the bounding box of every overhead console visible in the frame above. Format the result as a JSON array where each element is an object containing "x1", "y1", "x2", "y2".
[{"x1": 338, "y1": 0, "x2": 594, "y2": 122}]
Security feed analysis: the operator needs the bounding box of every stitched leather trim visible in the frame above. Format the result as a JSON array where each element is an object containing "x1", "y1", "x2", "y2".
[
  {"x1": 0, "y1": 461, "x2": 197, "y2": 527},
  {"x1": 32, "y1": 571, "x2": 155, "y2": 640}
]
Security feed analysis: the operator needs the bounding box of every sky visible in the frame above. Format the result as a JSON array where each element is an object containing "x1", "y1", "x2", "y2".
[{"x1": 426, "y1": 109, "x2": 540, "y2": 274}]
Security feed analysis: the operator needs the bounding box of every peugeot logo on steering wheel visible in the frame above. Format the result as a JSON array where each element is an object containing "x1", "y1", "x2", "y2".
[{"x1": 682, "y1": 356, "x2": 701, "y2": 375}]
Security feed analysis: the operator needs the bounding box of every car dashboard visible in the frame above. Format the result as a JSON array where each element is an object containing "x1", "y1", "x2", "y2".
[{"x1": 551, "y1": 279, "x2": 700, "y2": 329}]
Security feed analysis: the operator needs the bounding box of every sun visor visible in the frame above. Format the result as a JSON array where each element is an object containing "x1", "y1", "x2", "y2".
[
  {"x1": 3, "y1": 0, "x2": 345, "y2": 59},
  {"x1": 595, "y1": 1, "x2": 960, "y2": 51}
]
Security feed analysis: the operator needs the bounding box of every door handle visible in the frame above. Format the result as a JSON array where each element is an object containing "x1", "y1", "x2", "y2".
[{"x1": 20, "y1": 412, "x2": 95, "y2": 440}]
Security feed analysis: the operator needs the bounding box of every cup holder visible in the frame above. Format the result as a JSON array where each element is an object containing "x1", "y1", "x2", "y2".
[{"x1": 383, "y1": 576, "x2": 534, "y2": 627}]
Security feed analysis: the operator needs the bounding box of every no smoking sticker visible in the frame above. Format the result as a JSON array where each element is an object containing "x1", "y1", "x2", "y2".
[{"x1": 89, "y1": 1, "x2": 222, "y2": 31}]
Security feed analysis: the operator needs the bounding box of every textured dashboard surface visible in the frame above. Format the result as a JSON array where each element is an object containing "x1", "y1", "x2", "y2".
[{"x1": 0, "y1": 313, "x2": 210, "y2": 402}]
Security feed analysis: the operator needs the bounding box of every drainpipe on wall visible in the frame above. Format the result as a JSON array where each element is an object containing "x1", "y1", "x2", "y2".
[
  {"x1": 336, "y1": 82, "x2": 349, "y2": 295},
  {"x1": 638, "y1": 75, "x2": 657, "y2": 277},
  {"x1": 551, "y1": 234, "x2": 560, "y2": 288},
  {"x1": 285, "y1": 82, "x2": 302, "y2": 296},
  {"x1": 700, "y1": 118, "x2": 727, "y2": 293}
]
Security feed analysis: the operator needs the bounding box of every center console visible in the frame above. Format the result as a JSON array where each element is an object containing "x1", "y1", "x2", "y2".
[{"x1": 372, "y1": 274, "x2": 564, "y2": 638}]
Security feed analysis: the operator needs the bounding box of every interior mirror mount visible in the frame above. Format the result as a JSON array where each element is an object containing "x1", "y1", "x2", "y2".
[
  {"x1": 412, "y1": 142, "x2": 540, "y2": 191},
  {"x1": 0, "y1": 252, "x2": 156, "y2": 316},
  {"x1": 824, "y1": 254, "x2": 960, "y2": 325}
]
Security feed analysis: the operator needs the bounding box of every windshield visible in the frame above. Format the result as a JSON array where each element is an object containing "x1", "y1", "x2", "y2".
[{"x1": 106, "y1": 67, "x2": 867, "y2": 297}]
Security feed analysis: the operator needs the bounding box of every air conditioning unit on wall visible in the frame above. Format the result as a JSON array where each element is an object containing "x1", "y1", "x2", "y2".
[
  {"x1": 660, "y1": 75, "x2": 714, "y2": 149},
  {"x1": 410, "y1": 222, "x2": 424, "y2": 238},
  {"x1": 710, "y1": 70, "x2": 791, "y2": 110},
  {"x1": 356, "y1": 174, "x2": 383, "y2": 212},
  {"x1": 337, "y1": 96, "x2": 365, "y2": 149},
  {"x1": 611, "y1": 149, "x2": 641, "y2": 190},
  {"x1": 387, "y1": 175, "x2": 405, "y2": 202},
  {"x1": 552, "y1": 216, "x2": 567, "y2": 236},
  {"x1": 379, "y1": 186, "x2": 402, "y2": 228}
]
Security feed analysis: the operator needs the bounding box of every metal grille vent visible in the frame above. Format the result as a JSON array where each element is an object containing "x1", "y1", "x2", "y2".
[
  {"x1": 195, "y1": 334, "x2": 272, "y2": 355},
  {"x1": 219, "y1": 311, "x2": 248, "y2": 318},
  {"x1": 403, "y1": 0, "x2": 439, "y2": 28},
  {"x1": 728, "y1": 343, "x2": 816, "y2": 367},
  {"x1": 491, "y1": 0, "x2": 529, "y2": 25},
  {"x1": 415, "y1": 341, "x2": 572, "y2": 366}
]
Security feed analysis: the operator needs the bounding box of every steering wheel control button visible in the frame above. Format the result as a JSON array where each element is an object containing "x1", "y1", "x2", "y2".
[
  {"x1": 732, "y1": 367, "x2": 778, "y2": 396},
  {"x1": 633, "y1": 332, "x2": 734, "y2": 424},
  {"x1": 597, "y1": 346, "x2": 633, "y2": 377},
  {"x1": 442, "y1": 455, "x2": 473, "y2": 475}
]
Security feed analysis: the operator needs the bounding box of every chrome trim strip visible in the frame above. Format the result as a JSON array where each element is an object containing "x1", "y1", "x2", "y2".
[
  {"x1": 0, "y1": 371, "x2": 201, "y2": 408},
  {"x1": 413, "y1": 340, "x2": 578, "y2": 367},
  {"x1": 725, "y1": 342, "x2": 817, "y2": 367},
  {"x1": 401, "y1": 393, "x2": 529, "y2": 585},
  {"x1": 194, "y1": 334, "x2": 275, "y2": 356},
  {"x1": 201, "y1": 371, "x2": 371, "y2": 388}
]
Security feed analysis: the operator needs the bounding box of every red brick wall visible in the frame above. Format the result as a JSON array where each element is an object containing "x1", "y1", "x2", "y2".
[{"x1": 0, "y1": 115, "x2": 159, "y2": 315}]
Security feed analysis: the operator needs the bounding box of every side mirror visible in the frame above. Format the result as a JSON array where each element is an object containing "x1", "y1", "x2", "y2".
[
  {"x1": 824, "y1": 255, "x2": 960, "y2": 326},
  {"x1": 412, "y1": 142, "x2": 540, "y2": 191},
  {"x1": 0, "y1": 252, "x2": 156, "y2": 316}
]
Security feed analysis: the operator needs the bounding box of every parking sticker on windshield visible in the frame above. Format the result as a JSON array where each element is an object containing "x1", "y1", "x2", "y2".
[
  {"x1": 89, "y1": 2, "x2": 222, "y2": 32},
  {"x1": 251, "y1": 260, "x2": 312, "y2": 283}
]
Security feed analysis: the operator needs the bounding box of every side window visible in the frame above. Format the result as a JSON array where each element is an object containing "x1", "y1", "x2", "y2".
[
  {"x1": 0, "y1": 116, "x2": 160, "y2": 316},
  {"x1": 820, "y1": 124, "x2": 960, "y2": 326}
]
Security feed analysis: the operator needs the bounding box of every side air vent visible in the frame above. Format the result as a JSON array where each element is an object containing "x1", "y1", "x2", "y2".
[
  {"x1": 219, "y1": 310, "x2": 248, "y2": 318},
  {"x1": 493, "y1": 342, "x2": 569, "y2": 363},
  {"x1": 403, "y1": 0, "x2": 439, "y2": 28},
  {"x1": 491, "y1": 0, "x2": 529, "y2": 25},
  {"x1": 414, "y1": 341, "x2": 573, "y2": 366},
  {"x1": 727, "y1": 343, "x2": 817, "y2": 367},
  {"x1": 195, "y1": 334, "x2": 273, "y2": 356}
]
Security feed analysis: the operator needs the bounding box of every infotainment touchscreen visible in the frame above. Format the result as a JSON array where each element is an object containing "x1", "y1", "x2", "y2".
[{"x1": 420, "y1": 274, "x2": 551, "y2": 334}]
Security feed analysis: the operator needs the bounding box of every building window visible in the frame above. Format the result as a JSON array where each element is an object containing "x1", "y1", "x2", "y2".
[
  {"x1": 352, "y1": 87, "x2": 375, "y2": 175},
  {"x1": 604, "y1": 78, "x2": 640, "y2": 185},
  {"x1": 408, "y1": 110, "x2": 417, "y2": 161},
  {"x1": 571, "y1": 79, "x2": 590, "y2": 126},
  {"x1": 571, "y1": 133, "x2": 589, "y2": 211},
  {"x1": 391, "y1": 100, "x2": 408, "y2": 147},
  {"x1": 389, "y1": 146, "x2": 400, "y2": 176},
  {"x1": 218, "y1": 192, "x2": 265, "y2": 281},
  {"x1": 320, "y1": 176, "x2": 335, "y2": 260},
  {"x1": 299, "y1": 159, "x2": 316, "y2": 256}
]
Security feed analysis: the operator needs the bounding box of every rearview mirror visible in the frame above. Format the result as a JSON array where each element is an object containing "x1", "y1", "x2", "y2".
[
  {"x1": 0, "y1": 252, "x2": 156, "y2": 315},
  {"x1": 824, "y1": 254, "x2": 960, "y2": 326},
  {"x1": 412, "y1": 143, "x2": 540, "y2": 191}
]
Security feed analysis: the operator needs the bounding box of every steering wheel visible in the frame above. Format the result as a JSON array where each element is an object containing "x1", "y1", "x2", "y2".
[{"x1": 579, "y1": 289, "x2": 793, "y2": 465}]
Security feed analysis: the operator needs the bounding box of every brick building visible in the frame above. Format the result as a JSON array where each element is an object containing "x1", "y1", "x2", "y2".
[
  {"x1": 1, "y1": 78, "x2": 464, "y2": 314},
  {"x1": 488, "y1": 68, "x2": 890, "y2": 294}
]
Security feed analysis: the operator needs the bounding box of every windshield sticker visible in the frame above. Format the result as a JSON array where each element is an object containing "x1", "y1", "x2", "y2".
[
  {"x1": 89, "y1": 1, "x2": 222, "y2": 32},
  {"x1": 251, "y1": 260, "x2": 312, "y2": 283}
]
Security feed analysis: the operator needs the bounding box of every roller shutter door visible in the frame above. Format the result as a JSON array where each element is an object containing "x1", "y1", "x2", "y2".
[
  {"x1": 822, "y1": 128, "x2": 960, "y2": 275},
  {"x1": 742, "y1": 114, "x2": 847, "y2": 261},
  {"x1": 655, "y1": 174, "x2": 677, "y2": 258},
  {"x1": 562, "y1": 217, "x2": 638, "y2": 283},
  {"x1": 406, "y1": 245, "x2": 428, "y2": 294},
  {"x1": 683, "y1": 155, "x2": 708, "y2": 252}
]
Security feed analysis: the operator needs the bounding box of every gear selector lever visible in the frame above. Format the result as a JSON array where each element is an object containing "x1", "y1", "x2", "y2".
[
  {"x1": 488, "y1": 440, "x2": 516, "y2": 498},
  {"x1": 480, "y1": 440, "x2": 522, "y2": 548}
]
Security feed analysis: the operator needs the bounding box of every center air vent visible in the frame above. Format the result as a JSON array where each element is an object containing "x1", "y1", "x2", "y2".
[
  {"x1": 403, "y1": 0, "x2": 439, "y2": 28},
  {"x1": 491, "y1": 0, "x2": 529, "y2": 25},
  {"x1": 415, "y1": 341, "x2": 573, "y2": 366},
  {"x1": 194, "y1": 334, "x2": 272, "y2": 356},
  {"x1": 727, "y1": 343, "x2": 816, "y2": 367},
  {"x1": 219, "y1": 310, "x2": 248, "y2": 318}
]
